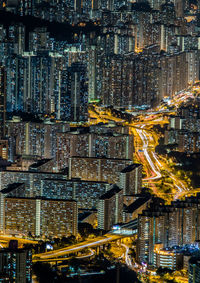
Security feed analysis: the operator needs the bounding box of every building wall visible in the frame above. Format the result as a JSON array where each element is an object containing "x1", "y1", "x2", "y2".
[
  {"x1": 42, "y1": 179, "x2": 110, "y2": 209},
  {"x1": 69, "y1": 157, "x2": 132, "y2": 183},
  {"x1": 39, "y1": 199, "x2": 78, "y2": 237},
  {"x1": 1, "y1": 197, "x2": 77, "y2": 237},
  {"x1": 0, "y1": 249, "x2": 32, "y2": 283},
  {"x1": 154, "y1": 247, "x2": 183, "y2": 270},
  {"x1": 119, "y1": 164, "x2": 142, "y2": 195},
  {"x1": 7, "y1": 121, "x2": 69, "y2": 160},
  {"x1": 56, "y1": 132, "x2": 133, "y2": 170},
  {"x1": 0, "y1": 171, "x2": 66, "y2": 197},
  {"x1": 137, "y1": 196, "x2": 200, "y2": 266},
  {"x1": 189, "y1": 260, "x2": 200, "y2": 283},
  {"x1": 4, "y1": 198, "x2": 36, "y2": 235},
  {"x1": 98, "y1": 188, "x2": 123, "y2": 230}
]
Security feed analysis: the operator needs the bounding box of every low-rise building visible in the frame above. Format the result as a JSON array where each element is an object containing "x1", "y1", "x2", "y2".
[{"x1": 154, "y1": 244, "x2": 183, "y2": 270}]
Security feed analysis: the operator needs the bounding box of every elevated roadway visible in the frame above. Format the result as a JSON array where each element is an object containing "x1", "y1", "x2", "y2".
[
  {"x1": 33, "y1": 224, "x2": 138, "y2": 262},
  {"x1": 33, "y1": 233, "x2": 134, "y2": 261}
]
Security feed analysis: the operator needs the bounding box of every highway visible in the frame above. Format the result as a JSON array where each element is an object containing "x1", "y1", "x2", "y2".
[
  {"x1": 133, "y1": 123, "x2": 189, "y2": 199},
  {"x1": 136, "y1": 127, "x2": 162, "y2": 181},
  {"x1": 32, "y1": 85, "x2": 199, "y2": 262},
  {"x1": 33, "y1": 249, "x2": 95, "y2": 263},
  {"x1": 33, "y1": 234, "x2": 126, "y2": 260},
  {"x1": 0, "y1": 234, "x2": 38, "y2": 248},
  {"x1": 89, "y1": 86, "x2": 199, "y2": 201},
  {"x1": 121, "y1": 243, "x2": 132, "y2": 267}
]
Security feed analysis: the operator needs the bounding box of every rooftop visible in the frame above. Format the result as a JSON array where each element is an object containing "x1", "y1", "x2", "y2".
[
  {"x1": 71, "y1": 156, "x2": 132, "y2": 162},
  {"x1": 29, "y1": 158, "x2": 52, "y2": 169},
  {"x1": 125, "y1": 194, "x2": 151, "y2": 213},
  {"x1": 44, "y1": 178, "x2": 108, "y2": 184},
  {"x1": 99, "y1": 185, "x2": 122, "y2": 200},
  {"x1": 1, "y1": 183, "x2": 24, "y2": 195},
  {"x1": 121, "y1": 163, "x2": 142, "y2": 173}
]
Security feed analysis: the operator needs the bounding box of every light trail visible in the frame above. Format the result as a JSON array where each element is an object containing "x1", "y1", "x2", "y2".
[
  {"x1": 136, "y1": 128, "x2": 162, "y2": 180},
  {"x1": 34, "y1": 235, "x2": 124, "y2": 260},
  {"x1": 136, "y1": 125, "x2": 188, "y2": 195},
  {"x1": 121, "y1": 243, "x2": 132, "y2": 267},
  {"x1": 76, "y1": 248, "x2": 94, "y2": 259},
  {"x1": 89, "y1": 86, "x2": 198, "y2": 200},
  {"x1": 151, "y1": 152, "x2": 162, "y2": 168},
  {"x1": 39, "y1": 237, "x2": 113, "y2": 259}
]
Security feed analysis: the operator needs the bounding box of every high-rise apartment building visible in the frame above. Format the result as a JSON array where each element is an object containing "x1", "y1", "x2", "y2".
[
  {"x1": 57, "y1": 130, "x2": 133, "y2": 169},
  {"x1": 119, "y1": 163, "x2": 143, "y2": 195},
  {"x1": 42, "y1": 178, "x2": 110, "y2": 209},
  {"x1": 101, "y1": 54, "x2": 135, "y2": 108},
  {"x1": 0, "y1": 247, "x2": 32, "y2": 283},
  {"x1": 89, "y1": 123, "x2": 130, "y2": 135},
  {"x1": 0, "y1": 170, "x2": 67, "y2": 196},
  {"x1": 4, "y1": 50, "x2": 89, "y2": 122},
  {"x1": 137, "y1": 194, "x2": 200, "y2": 266},
  {"x1": 189, "y1": 257, "x2": 200, "y2": 283},
  {"x1": 98, "y1": 185, "x2": 123, "y2": 230},
  {"x1": 90, "y1": 132, "x2": 133, "y2": 159},
  {"x1": 137, "y1": 211, "x2": 166, "y2": 264},
  {"x1": 65, "y1": 62, "x2": 88, "y2": 122},
  {"x1": 7, "y1": 120, "x2": 69, "y2": 161},
  {"x1": 29, "y1": 28, "x2": 50, "y2": 52},
  {"x1": 173, "y1": 0, "x2": 185, "y2": 17},
  {"x1": 0, "y1": 139, "x2": 8, "y2": 160},
  {"x1": 18, "y1": 0, "x2": 33, "y2": 16},
  {"x1": 164, "y1": 104, "x2": 200, "y2": 154},
  {"x1": 56, "y1": 131, "x2": 90, "y2": 170},
  {"x1": 0, "y1": 66, "x2": 6, "y2": 138},
  {"x1": 0, "y1": 196, "x2": 78, "y2": 237},
  {"x1": 69, "y1": 157, "x2": 133, "y2": 183}
]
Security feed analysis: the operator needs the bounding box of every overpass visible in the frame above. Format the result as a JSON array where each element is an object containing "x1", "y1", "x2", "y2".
[
  {"x1": 0, "y1": 235, "x2": 38, "y2": 247},
  {"x1": 33, "y1": 249, "x2": 95, "y2": 263},
  {"x1": 33, "y1": 226, "x2": 137, "y2": 262},
  {"x1": 33, "y1": 234, "x2": 124, "y2": 260}
]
